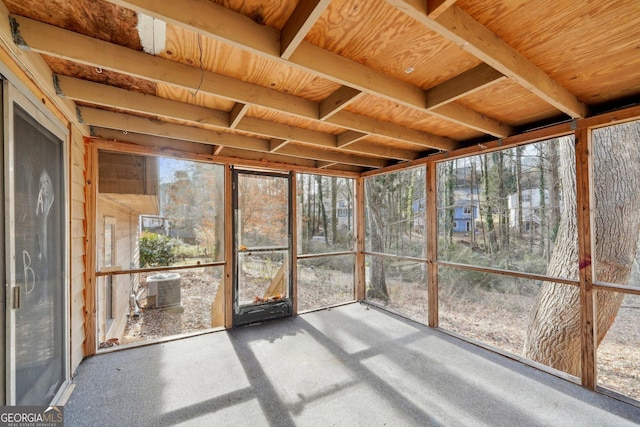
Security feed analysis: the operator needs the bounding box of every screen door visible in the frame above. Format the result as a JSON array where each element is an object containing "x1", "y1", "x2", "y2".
[{"x1": 232, "y1": 169, "x2": 293, "y2": 326}]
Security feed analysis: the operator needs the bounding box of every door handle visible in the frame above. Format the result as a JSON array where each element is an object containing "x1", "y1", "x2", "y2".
[{"x1": 12, "y1": 286, "x2": 20, "y2": 309}]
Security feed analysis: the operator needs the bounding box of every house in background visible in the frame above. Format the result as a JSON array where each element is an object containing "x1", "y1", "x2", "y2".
[
  {"x1": 452, "y1": 198, "x2": 479, "y2": 234},
  {"x1": 508, "y1": 188, "x2": 549, "y2": 233},
  {"x1": 96, "y1": 152, "x2": 159, "y2": 345},
  {"x1": 435, "y1": 188, "x2": 480, "y2": 234},
  {"x1": 141, "y1": 215, "x2": 170, "y2": 236}
]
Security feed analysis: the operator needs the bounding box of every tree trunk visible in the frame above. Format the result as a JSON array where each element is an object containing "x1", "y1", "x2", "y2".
[
  {"x1": 446, "y1": 161, "x2": 455, "y2": 245},
  {"x1": 366, "y1": 178, "x2": 389, "y2": 300},
  {"x1": 482, "y1": 155, "x2": 497, "y2": 253},
  {"x1": 516, "y1": 146, "x2": 523, "y2": 238},
  {"x1": 497, "y1": 151, "x2": 509, "y2": 253},
  {"x1": 548, "y1": 140, "x2": 561, "y2": 254},
  {"x1": 523, "y1": 123, "x2": 640, "y2": 376},
  {"x1": 469, "y1": 161, "x2": 477, "y2": 245},
  {"x1": 316, "y1": 175, "x2": 329, "y2": 243},
  {"x1": 538, "y1": 145, "x2": 547, "y2": 258},
  {"x1": 331, "y1": 177, "x2": 338, "y2": 245}
]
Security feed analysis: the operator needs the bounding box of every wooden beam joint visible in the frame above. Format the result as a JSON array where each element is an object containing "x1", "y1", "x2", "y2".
[
  {"x1": 319, "y1": 86, "x2": 363, "y2": 120},
  {"x1": 229, "y1": 103, "x2": 250, "y2": 129}
]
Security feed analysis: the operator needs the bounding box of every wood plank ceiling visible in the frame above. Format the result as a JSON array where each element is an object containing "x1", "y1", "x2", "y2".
[{"x1": 5, "y1": 0, "x2": 640, "y2": 172}]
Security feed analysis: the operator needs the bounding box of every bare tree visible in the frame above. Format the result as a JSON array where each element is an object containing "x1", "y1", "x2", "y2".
[
  {"x1": 366, "y1": 177, "x2": 389, "y2": 300},
  {"x1": 524, "y1": 122, "x2": 640, "y2": 375}
]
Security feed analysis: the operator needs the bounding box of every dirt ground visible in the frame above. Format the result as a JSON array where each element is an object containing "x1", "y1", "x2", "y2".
[
  {"x1": 119, "y1": 268, "x2": 639, "y2": 402},
  {"x1": 121, "y1": 268, "x2": 221, "y2": 345},
  {"x1": 121, "y1": 263, "x2": 352, "y2": 344}
]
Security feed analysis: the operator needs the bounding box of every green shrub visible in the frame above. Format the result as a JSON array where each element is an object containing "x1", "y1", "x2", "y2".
[{"x1": 140, "y1": 231, "x2": 176, "y2": 267}]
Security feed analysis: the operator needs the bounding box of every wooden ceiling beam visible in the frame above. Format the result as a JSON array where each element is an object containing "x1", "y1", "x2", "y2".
[
  {"x1": 229, "y1": 103, "x2": 249, "y2": 129},
  {"x1": 280, "y1": 0, "x2": 332, "y2": 60},
  {"x1": 82, "y1": 107, "x2": 386, "y2": 168},
  {"x1": 319, "y1": 86, "x2": 363, "y2": 120},
  {"x1": 426, "y1": 63, "x2": 505, "y2": 109},
  {"x1": 431, "y1": 102, "x2": 513, "y2": 137},
  {"x1": 341, "y1": 142, "x2": 418, "y2": 161},
  {"x1": 218, "y1": 147, "x2": 317, "y2": 168},
  {"x1": 236, "y1": 117, "x2": 337, "y2": 149},
  {"x1": 101, "y1": 0, "x2": 512, "y2": 137},
  {"x1": 269, "y1": 138, "x2": 289, "y2": 152},
  {"x1": 78, "y1": 107, "x2": 270, "y2": 151},
  {"x1": 58, "y1": 76, "x2": 417, "y2": 163},
  {"x1": 56, "y1": 75, "x2": 340, "y2": 150},
  {"x1": 316, "y1": 161, "x2": 337, "y2": 169},
  {"x1": 91, "y1": 127, "x2": 322, "y2": 169},
  {"x1": 90, "y1": 127, "x2": 220, "y2": 157},
  {"x1": 55, "y1": 74, "x2": 230, "y2": 126},
  {"x1": 11, "y1": 15, "x2": 317, "y2": 117},
  {"x1": 327, "y1": 111, "x2": 456, "y2": 151},
  {"x1": 276, "y1": 144, "x2": 388, "y2": 168},
  {"x1": 427, "y1": 0, "x2": 458, "y2": 19},
  {"x1": 337, "y1": 131, "x2": 368, "y2": 148},
  {"x1": 14, "y1": 15, "x2": 455, "y2": 152},
  {"x1": 387, "y1": 0, "x2": 589, "y2": 118}
]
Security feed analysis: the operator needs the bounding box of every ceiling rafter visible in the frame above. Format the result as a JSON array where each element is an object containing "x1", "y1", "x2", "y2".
[
  {"x1": 280, "y1": 0, "x2": 332, "y2": 60},
  {"x1": 229, "y1": 103, "x2": 249, "y2": 129},
  {"x1": 387, "y1": 0, "x2": 589, "y2": 118},
  {"x1": 55, "y1": 74, "x2": 230, "y2": 126},
  {"x1": 426, "y1": 63, "x2": 505, "y2": 109},
  {"x1": 336, "y1": 131, "x2": 368, "y2": 148},
  {"x1": 58, "y1": 76, "x2": 417, "y2": 162},
  {"x1": 57, "y1": 75, "x2": 421, "y2": 163},
  {"x1": 80, "y1": 106, "x2": 388, "y2": 168},
  {"x1": 102, "y1": 0, "x2": 512, "y2": 137},
  {"x1": 91, "y1": 126, "x2": 326, "y2": 169},
  {"x1": 429, "y1": 102, "x2": 512, "y2": 136},
  {"x1": 427, "y1": 0, "x2": 457, "y2": 19},
  {"x1": 342, "y1": 141, "x2": 418, "y2": 161},
  {"x1": 269, "y1": 138, "x2": 289, "y2": 152},
  {"x1": 270, "y1": 144, "x2": 388, "y2": 168},
  {"x1": 79, "y1": 106, "x2": 269, "y2": 151},
  {"x1": 325, "y1": 110, "x2": 455, "y2": 151},
  {"x1": 235, "y1": 117, "x2": 335, "y2": 149},
  {"x1": 12, "y1": 15, "x2": 455, "y2": 153},
  {"x1": 319, "y1": 86, "x2": 363, "y2": 120},
  {"x1": 317, "y1": 161, "x2": 337, "y2": 169}
]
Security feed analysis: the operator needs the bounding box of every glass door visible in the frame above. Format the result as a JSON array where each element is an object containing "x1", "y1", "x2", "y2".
[
  {"x1": 232, "y1": 169, "x2": 293, "y2": 326},
  {"x1": 5, "y1": 83, "x2": 68, "y2": 405}
]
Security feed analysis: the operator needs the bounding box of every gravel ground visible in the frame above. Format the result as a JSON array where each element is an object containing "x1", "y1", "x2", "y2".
[
  {"x1": 121, "y1": 261, "x2": 352, "y2": 344},
  {"x1": 122, "y1": 268, "x2": 222, "y2": 344}
]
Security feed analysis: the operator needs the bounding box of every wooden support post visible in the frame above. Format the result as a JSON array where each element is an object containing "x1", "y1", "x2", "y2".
[
  {"x1": 355, "y1": 177, "x2": 366, "y2": 300},
  {"x1": 427, "y1": 163, "x2": 439, "y2": 328},
  {"x1": 575, "y1": 127, "x2": 597, "y2": 389},
  {"x1": 224, "y1": 164, "x2": 234, "y2": 328},
  {"x1": 291, "y1": 172, "x2": 298, "y2": 315},
  {"x1": 83, "y1": 142, "x2": 98, "y2": 356}
]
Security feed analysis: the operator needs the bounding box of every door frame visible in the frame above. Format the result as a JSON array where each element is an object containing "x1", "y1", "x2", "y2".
[
  {"x1": 231, "y1": 168, "x2": 293, "y2": 326},
  {"x1": 3, "y1": 79, "x2": 70, "y2": 405}
]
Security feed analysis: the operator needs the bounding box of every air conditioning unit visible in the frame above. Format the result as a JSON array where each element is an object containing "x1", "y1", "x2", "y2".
[{"x1": 146, "y1": 273, "x2": 182, "y2": 310}]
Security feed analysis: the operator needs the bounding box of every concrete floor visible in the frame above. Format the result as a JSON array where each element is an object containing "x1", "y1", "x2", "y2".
[{"x1": 65, "y1": 303, "x2": 640, "y2": 426}]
